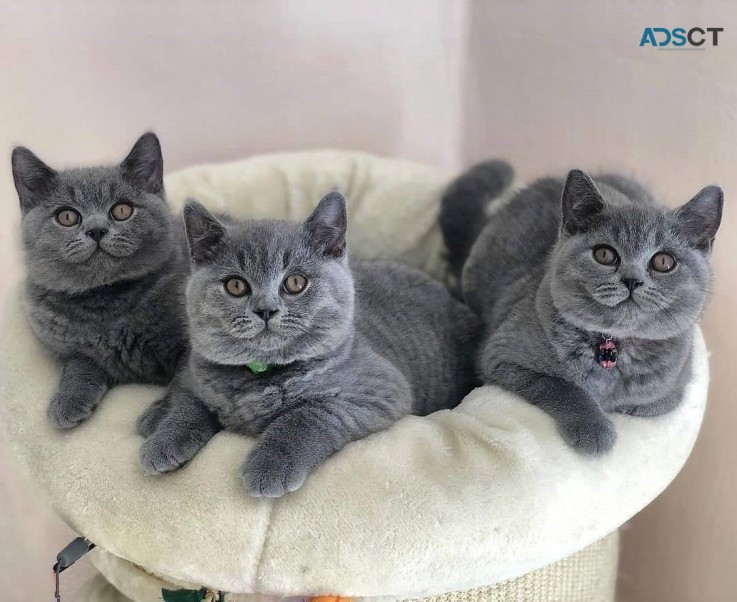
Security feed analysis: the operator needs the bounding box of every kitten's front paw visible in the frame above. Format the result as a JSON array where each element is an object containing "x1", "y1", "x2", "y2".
[
  {"x1": 139, "y1": 430, "x2": 203, "y2": 475},
  {"x1": 241, "y1": 446, "x2": 310, "y2": 498},
  {"x1": 136, "y1": 397, "x2": 170, "y2": 437},
  {"x1": 47, "y1": 390, "x2": 98, "y2": 429},
  {"x1": 558, "y1": 414, "x2": 617, "y2": 455}
]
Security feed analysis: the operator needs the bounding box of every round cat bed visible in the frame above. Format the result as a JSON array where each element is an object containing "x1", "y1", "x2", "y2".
[{"x1": 0, "y1": 151, "x2": 708, "y2": 600}]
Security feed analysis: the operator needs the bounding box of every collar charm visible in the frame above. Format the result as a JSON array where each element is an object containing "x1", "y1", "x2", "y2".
[
  {"x1": 596, "y1": 336, "x2": 618, "y2": 369},
  {"x1": 245, "y1": 360, "x2": 272, "y2": 374}
]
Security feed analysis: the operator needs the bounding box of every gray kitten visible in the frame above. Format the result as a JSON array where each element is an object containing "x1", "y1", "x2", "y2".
[
  {"x1": 139, "y1": 192, "x2": 480, "y2": 497},
  {"x1": 442, "y1": 164, "x2": 722, "y2": 454},
  {"x1": 12, "y1": 133, "x2": 190, "y2": 428}
]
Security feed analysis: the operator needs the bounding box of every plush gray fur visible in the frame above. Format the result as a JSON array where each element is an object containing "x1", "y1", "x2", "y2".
[
  {"x1": 139, "y1": 192, "x2": 480, "y2": 497},
  {"x1": 13, "y1": 133, "x2": 190, "y2": 428},
  {"x1": 442, "y1": 164, "x2": 722, "y2": 455},
  {"x1": 439, "y1": 159, "x2": 515, "y2": 275}
]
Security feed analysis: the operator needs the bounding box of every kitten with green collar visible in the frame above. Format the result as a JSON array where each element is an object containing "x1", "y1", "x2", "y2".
[{"x1": 139, "y1": 192, "x2": 480, "y2": 497}]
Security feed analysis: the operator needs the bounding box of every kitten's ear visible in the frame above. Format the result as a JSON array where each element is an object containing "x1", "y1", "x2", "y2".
[
  {"x1": 120, "y1": 132, "x2": 164, "y2": 196},
  {"x1": 183, "y1": 200, "x2": 226, "y2": 264},
  {"x1": 561, "y1": 169, "x2": 605, "y2": 234},
  {"x1": 303, "y1": 191, "x2": 348, "y2": 258},
  {"x1": 11, "y1": 147, "x2": 58, "y2": 213},
  {"x1": 675, "y1": 185, "x2": 723, "y2": 252}
]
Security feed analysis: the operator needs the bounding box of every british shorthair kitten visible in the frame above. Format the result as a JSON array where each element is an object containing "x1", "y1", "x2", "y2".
[
  {"x1": 13, "y1": 133, "x2": 190, "y2": 428},
  {"x1": 442, "y1": 164, "x2": 722, "y2": 454},
  {"x1": 139, "y1": 192, "x2": 480, "y2": 497}
]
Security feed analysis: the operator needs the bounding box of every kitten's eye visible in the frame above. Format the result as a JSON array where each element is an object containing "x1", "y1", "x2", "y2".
[
  {"x1": 651, "y1": 252, "x2": 676, "y2": 273},
  {"x1": 110, "y1": 202, "x2": 133, "y2": 221},
  {"x1": 224, "y1": 277, "x2": 249, "y2": 297},
  {"x1": 593, "y1": 245, "x2": 619, "y2": 266},
  {"x1": 56, "y1": 208, "x2": 80, "y2": 227},
  {"x1": 283, "y1": 274, "x2": 308, "y2": 294}
]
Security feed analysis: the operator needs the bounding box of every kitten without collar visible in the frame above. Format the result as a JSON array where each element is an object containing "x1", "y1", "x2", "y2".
[{"x1": 13, "y1": 133, "x2": 190, "y2": 428}]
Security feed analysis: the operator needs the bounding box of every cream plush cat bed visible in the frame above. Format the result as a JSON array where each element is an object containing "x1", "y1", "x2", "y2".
[{"x1": 0, "y1": 151, "x2": 708, "y2": 601}]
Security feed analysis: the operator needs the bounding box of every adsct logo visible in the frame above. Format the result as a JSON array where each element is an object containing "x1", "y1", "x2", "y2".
[{"x1": 640, "y1": 27, "x2": 723, "y2": 49}]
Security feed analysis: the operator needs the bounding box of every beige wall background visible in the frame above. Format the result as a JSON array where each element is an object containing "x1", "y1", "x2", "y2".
[{"x1": 0, "y1": 1, "x2": 734, "y2": 600}]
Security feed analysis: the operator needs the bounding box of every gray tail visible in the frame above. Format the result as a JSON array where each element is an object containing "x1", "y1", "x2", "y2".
[{"x1": 440, "y1": 159, "x2": 514, "y2": 276}]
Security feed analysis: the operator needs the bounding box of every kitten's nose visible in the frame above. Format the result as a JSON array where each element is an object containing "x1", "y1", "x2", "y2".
[
  {"x1": 86, "y1": 227, "x2": 109, "y2": 242},
  {"x1": 621, "y1": 277, "x2": 644, "y2": 294},
  {"x1": 255, "y1": 309, "x2": 278, "y2": 323}
]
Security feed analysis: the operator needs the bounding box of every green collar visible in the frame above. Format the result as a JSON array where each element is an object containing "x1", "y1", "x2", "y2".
[{"x1": 245, "y1": 360, "x2": 272, "y2": 374}]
